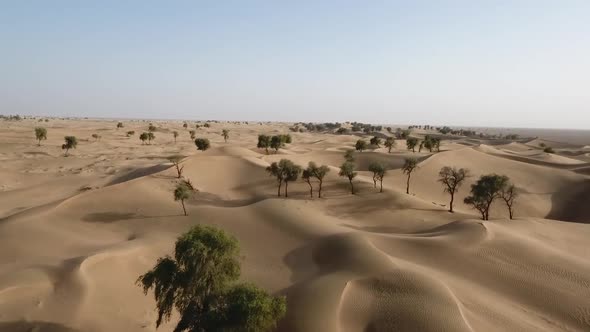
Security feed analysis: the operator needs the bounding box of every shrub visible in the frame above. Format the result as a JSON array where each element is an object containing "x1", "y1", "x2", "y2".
[{"x1": 195, "y1": 138, "x2": 210, "y2": 151}]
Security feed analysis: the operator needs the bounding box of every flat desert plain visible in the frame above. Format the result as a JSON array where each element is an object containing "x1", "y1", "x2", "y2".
[{"x1": 0, "y1": 118, "x2": 589, "y2": 332}]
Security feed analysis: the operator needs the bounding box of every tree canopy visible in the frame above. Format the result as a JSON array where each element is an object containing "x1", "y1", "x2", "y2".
[
  {"x1": 402, "y1": 158, "x2": 418, "y2": 194},
  {"x1": 464, "y1": 174, "x2": 509, "y2": 220},
  {"x1": 438, "y1": 167, "x2": 470, "y2": 212},
  {"x1": 195, "y1": 138, "x2": 211, "y2": 151},
  {"x1": 34, "y1": 127, "x2": 47, "y2": 146},
  {"x1": 368, "y1": 162, "x2": 386, "y2": 192}
]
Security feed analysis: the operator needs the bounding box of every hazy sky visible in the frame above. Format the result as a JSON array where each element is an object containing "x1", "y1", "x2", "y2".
[{"x1": 1, "y1": 1, "x2": 589, "y2": 128}]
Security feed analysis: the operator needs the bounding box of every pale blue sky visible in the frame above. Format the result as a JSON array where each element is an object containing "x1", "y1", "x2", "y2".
[{"x1": 1, "y1": 1, "x2": 589, "y2": 128}]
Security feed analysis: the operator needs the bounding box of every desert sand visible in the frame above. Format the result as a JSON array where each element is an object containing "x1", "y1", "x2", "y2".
[{"x1": 0, "y1": 118, "x2": 589, "y2": 332}]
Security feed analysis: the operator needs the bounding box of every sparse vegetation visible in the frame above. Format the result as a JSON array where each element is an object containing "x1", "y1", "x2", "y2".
[
  {"x1": 344, "y1": 149, "x2": 355, "y2": 162},
  {"x1": 62, "y1": 136, "x2": 78, "y2": 156},
  {"x1": 91, "y1": 133, "x2": 101, "y2": 141},
  {"x1": 169, "y1": 155, "x2": 185, "y2": 178},
  {"x1": 148, "y1": 124, "x2": 157, "y2": 132},
  {"x1": 174, "y1": 183, "x2": 191, "y2": 216},
  {"x1": 402, "y1": 158, "x2": 418, "y2": 194},
  {"x1": 438, "y1": 167, "x2": 470, "y2": 212},
  {"x1": 500, "y1": 183, "x2": 518, "y2": 219},
  {"x1": 257, "y1": 135, "x2": 271, "y2": 154},
  {"x1": 189, "y1": 130, "x2": 196, "y2": 139},
  {"x1": 222, "y1": 129, "x2": 229, "y2": 142},
  {"x1": 266, "y1": 159, "x2": 301, "y2": 197},
  {"x1": 139, "y1": 132, "x2": 148, "y2": 144},
  {"x1": 368, "y1": 162, "x2": 386, "y2": 193},
  {"x1": 137, "y1": 225, "x2": 286, "y2": 331},
  {"x1": 173, "y1": 131, "x2": 179, "y2": 143},
  {"x1": 195, "y1": 138, "x2": 210, "y2": 151},
  {"x1": 126, "y1": 131, "x2": 135, "y2": 137},
  {"x1": 464, "y1": 174, "x2": 509, "y2": 220},
  {"x1": 147, "y1": 132, "x2": 155, "y2": 144},
  {"x1": 117, "y1": 122, "x2": 124, "y2": 129},
  {"x1": 384, "y1": 137, "x2": 396, "y2": 153},
  {"x1": 34, "y1": 127, "x2": 47, "y2": 146},
  {"x1": 369, "y1": 136, "x2": 381, "y2": 148},
  {"x1": 355, "y1": 139, "x2": 367, "y2": 152},
  {"x1": 302, "y1": 161, "x2": 331, "y2": 198},
  {"x1": 406, "y1": 137, "x2": 418, "y2": 152},
  {"x1": 339, "y1": 161, "x2": 357, "y2": 194}
]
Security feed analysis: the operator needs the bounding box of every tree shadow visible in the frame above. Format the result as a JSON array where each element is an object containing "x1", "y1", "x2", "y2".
[
  {"x1": 0, "y1": 321, "x2": 80, "y2": 332},
  {"x1": 106, "y1": 164, "x2": 170, "y2": 185}
]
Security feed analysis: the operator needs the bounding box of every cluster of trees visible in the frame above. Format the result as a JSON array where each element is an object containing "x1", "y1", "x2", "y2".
[
  {"x1": 257, "y1": 134, "x2": 292, "y2": 154},
  {"x1": 266, "y1": 160, "x2": 331, "y2": 198},
  {"x1": 139, "y1": 132, "x2": 156, "y2": 144},
  {"x1": 138, "y1": 225, "x2": 286, "y2": 331},
  {"x1": 350, "y1": 122, "x2": 383, "y2": 134},
  {"x1": 296, "y1": 122, "x2": 342, "y2": 132},
  {"x1": 353, "y1": 137, "x2": 396, "y2": 153},
  {"x1": 464, "y1": 174, "x2": 518, "y2": 220},
  {"x1": 0, "y1": 114, "x2": 23, "y2": 121},
  {"x1": 405, "y1": 136, "x2": 441, "y2": 153}
]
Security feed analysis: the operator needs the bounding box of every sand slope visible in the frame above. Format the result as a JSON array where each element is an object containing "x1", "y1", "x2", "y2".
[{"x1": 0, "y1": 119, "x2": 589, "y2": 332}]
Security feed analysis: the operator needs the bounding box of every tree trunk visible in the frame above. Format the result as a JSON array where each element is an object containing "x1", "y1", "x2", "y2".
[
  {"x1": 284, "y1": 181, "x2": 289, "y2": 197},
  {"x1": 379, "y1": 179, "x2": 383, "y2": 193},
  {"x1": 181, "y1": 200, "x2": 187, "y2": 216},
  {"x1": 406, "y1": 173, "x2": 411, "y2": 194},
  {"x1": 449, "y1": 193, "x2": 454, "y2": 212},
  {"x1": 349, "y1": 179, "x2": 354, "y2": 194},
  {"x1": 388, "y1": 147, "x2": 391, "y2": 153},
  {"x1": 277, "y1": 181, "x2": 282, "y2": 197},
  {"x1": 318, "y1": 180, "x2": 323, "y2": 198},
  {"x1": 307, "y1": 181, "x2": 313, "y2": 198},
  {"x1": 373, "y1": 176, "x2": 377, "y2": 188}
]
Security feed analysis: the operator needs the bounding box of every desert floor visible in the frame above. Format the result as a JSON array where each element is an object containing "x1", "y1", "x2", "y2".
[{"x1": 0, "y1": 118, "x2": 589, "y2": 332}]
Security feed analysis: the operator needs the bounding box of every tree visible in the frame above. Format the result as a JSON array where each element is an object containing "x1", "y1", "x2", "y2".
[
  {"x1": 257, "y1": 135, "x2": 271, "y2": 154},
  {"x1": 500, "y1": 183, "x2": 518, "y2": 219},
  {"x1": 222, "y1": 129, "x2": 229, "y2": 143},
  {"x1": 183, "y1": 122, "x2": 188, "y2": 129},
  {"x1": 369, "y1": 136, "x2": 381, "y2": 148},
  {"x1": 169, "y1": 155, "x2": 185, "y2": 178},
  {"x1": 195, "y1": 138, "x2": 210, "y2": 151},
  {"x1": 62, "y1": 136, "x2": 77, "y2": 156},
  {"x1": 368, "y1": 162, "x2": 386, "y2": 193},
  {"x1": 344, "y1": 149, "x2": 355, "y2": 162},
  {"x1": 464, "y1": 174, "x2": 509, "y2": 220},
  {"x1": 336, "y1": 127, "x2": 348, "y2": 134},
  {"x1": 311, "y1": 162, "x2": 330, "y2": 198},
  {"x1": 34, "y1": 127, "x2": 47, "y2": 146},
  {"x1": 355, "y1": 139, "x2": 367, "y2": 152},
  {"x1": 189, "y1": 130, "x2": 196, "y2": 140},
  {"x1": 140, "y1": 132, "x2": 149, "y2": 144},
  {"x1": 137, "y1": 225, "x2": 286, "y2": 331},
  {"x1": 266, "y1": 162, "x2": 284, "y2": 197},
  {"x1": 282, "y1": 160, "x2": 301, "y2": 197},
  {"x1": 302, "y1": 168, "x2": 314, "y2": 198},
  {"x1": 339, "y1": 161, "x2": 357, "y2": 194},
  {"x1": 384, "y1": 137, "x2": 396, "y2": 153},
  {"x1": 438, "y1": 167, "x2": 470, "y2": 212},
  {"x1": 147, "y1": 132, "x2": 155, "y2": 144},
  {"x1": 423, "y1": 136, "x2": 434, "y2": 152},
  {"x1": 406, "y1": 137, "x2": 418, "y2": 152},
  {"x1": 433, "y1": 138, "x2": 441, "y2": 152},
  {"x1": 402, "y1": 158, "x2": 418, "y2": 194},
  {"x1": 173, "y1": 131, "x2": 179, "y2": 143},
  {"x1": 270, "y1": 135, "x2": 284, "y2": 153},
  {"x1": 126, "y1": 131, "x2": 135, "y2": 137},
  {"x1": 117, "y1": 122, "x2": 124, "y2": 129},
  {"x1": 174, "y1": 183, "x2": 192, "y2": 216},
  {"x1": 91, "y1": 133, "x2": 101, "y2": 141},
  {"x1": 148, "y1": 124, "x2": 157, "y2": 132}
]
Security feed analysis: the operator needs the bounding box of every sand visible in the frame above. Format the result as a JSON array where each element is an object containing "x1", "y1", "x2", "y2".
[{"x1": 0, "y1": 118, "x2": 589, "y2": 332}]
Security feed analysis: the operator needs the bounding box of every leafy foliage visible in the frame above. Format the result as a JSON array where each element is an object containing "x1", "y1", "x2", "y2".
[
  {"x1": 344, "y1": 149, "x2": 355, "y2": 162},
  {"x1": 174, "y1": 183, "x2": 192, "y2": 216},
  {"x1": 464, "y1": 174, "x2": 509, "y2": 220},
  {"x1": 369, "y1": 136, "x2": 381, "y2": 147},
  {"x1": 137, "y1": 225, "x2": 286, "y2": 332},
  {"x1": 140, "y1": 132, "x2": 149, "y2": 144},
  {"x1": 384, "y1": 137, "x2": 396, "y2": 153},
  {"x1": 406, "y1": 137, "x2": 418, "y2": 152},
  {"x1": 368, "y1": 162, "x2": 386, "y2": 192},
  {"x1": 339, "y1": 161, "x2": 357, "y2": 194},
  {"x1": 355, "y1": 139, "x2": 367, "y2": 152},
  {"x1": 222, "y1": 129, "x2": 230, "y2": 142},
  {"x1": 34, "y1": 127, "x2": 47, "y2": 145},
  {"x1": 257, "y1": 135, "x2": 271, "y2": 154},
  {"x1": 61, "y1": 136, "x2": 77, "y2": 156},
  {"x1": 266, "y1": 159, "x2": 301, "y2": 197},
  {"x1": 195, "y1": 138, "x2": 211, "y2": 151}
]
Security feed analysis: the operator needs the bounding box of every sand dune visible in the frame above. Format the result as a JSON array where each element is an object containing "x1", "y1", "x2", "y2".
[{"x1": 0, "y1": 119, "x2": 589, "y2": 332}]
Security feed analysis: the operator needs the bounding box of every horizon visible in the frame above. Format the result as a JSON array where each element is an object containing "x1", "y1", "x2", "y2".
[{"x1": 1, "y1": 1, "x2": 589, "y2": 129}]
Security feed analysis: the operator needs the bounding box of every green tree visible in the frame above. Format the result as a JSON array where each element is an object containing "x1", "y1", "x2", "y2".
[
  {"x1": 384, "y1": 137, "x2": 396, "y2": 153},
  {"x1": 464, "y1": 174, "x2": 509, "y2": 220},
  {"x1": 368, "y1": 162, "x2": 386, "y2": 193},
  {"x1": 311, "y1": 162, "x2": 330, "y2": 198},
  {"x1": 140, "y1": 132, "x2": 149, "y2": 144},
  {"x1": 174, "y1": 183, "x2": 192, "y2": 216},
  {"x1": 344, "y1": 149, "x2": 355, "y2": 162},
  {"x1": 257, "y1": 135, "x2": 271, "y2": 154},
  {"x1": 195, "y1": 138, "x2": 211, "y2": 151},
  {"x1": 369, "y1": 136, "x2": 381, "y2": 147},
  {"x1": 282, "y1": 160, "x2": 301, "y2": 197},
  {"x1": 438, "y1": 167, "x2": 470, "y2": 212},
  {"x1": 270, "y1": 135, "x2": 284, "y2": 153},
  {"x1": 355, "y1": 139, "x2": 367, "y2": 152},
  {"x1": 34, "y1": 127, "x2": 47, "y2": 146},
  {"x1": 137, "y1": 226, "x2": 286, "y2": 331},
  {"x1": 62, "y1": 136, "x2": 77, "y2": 156},
  {"x1": 117, "y1": 122, "x2": 124, "y2": 129},
  {"x1": 266, "y1": 162, "x2": 284, "y2": 197},
  {"x1": 500, "y1": 183, "x2": 518, "y2": 219},
  {"x1": 423, "y1": 136, "x2": 434, "y2": 152},
  {"x1": 402, "y1": 158, "x2": 418, "y2": 194},
  {"x1": 147, "y1": 132, "x2": 155, "y2": 144},
  {"x1": 173, "y1": 131, "x2": 179, "y2": 143},
  {"x1": 339, "y1": 161, "x2": 357, "y2": 194},
  {"x1": 222, "y1": 129, "x2": 230, "y2": 143},
  {"x1": 406, "y1": 137, "x2": 418, "y2": 152}
]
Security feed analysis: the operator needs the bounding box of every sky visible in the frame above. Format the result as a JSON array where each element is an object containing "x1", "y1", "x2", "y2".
[{"x1": 1, "y1": 1, "x2": 589, "y2": 129}]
